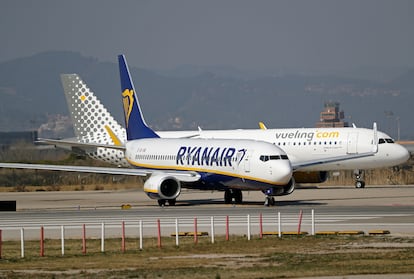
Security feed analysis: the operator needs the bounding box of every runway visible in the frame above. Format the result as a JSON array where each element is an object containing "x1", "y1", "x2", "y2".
[{"x1": 0, "y1": 185, "x2": 413, "y2": 240}]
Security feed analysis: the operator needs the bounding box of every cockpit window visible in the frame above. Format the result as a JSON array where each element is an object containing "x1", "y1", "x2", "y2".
[
  {"x1": 379, "y1": 138, "x2": 395, "y2": 144},
  {"x1": 260, "y1": 155, "x2": 288, "y2": 162},
  {"x1": 269, "y1": 155, "x2": 281, "y2": 160},
  {"x1": 260, "y1": 155, "x2": 270, "y2": 162}
]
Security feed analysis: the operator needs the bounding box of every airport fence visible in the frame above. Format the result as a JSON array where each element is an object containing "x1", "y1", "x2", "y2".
[{"x1": 0, "y1": 210, "x2": 390, "y2": 259}]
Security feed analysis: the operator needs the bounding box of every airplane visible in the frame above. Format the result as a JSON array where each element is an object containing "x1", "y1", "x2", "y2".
[
  {"x1": 0, "y1": 55, "x2": 297, "y2": 207},
  {"x1": 40, "y1": 67, "x2": 410, "y2": 190}
]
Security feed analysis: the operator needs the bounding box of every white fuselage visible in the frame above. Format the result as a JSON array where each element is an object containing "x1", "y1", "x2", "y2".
[
  {"x1": 159, "y1": 127, "x2": 410, "y2": 170},
  {"x1": 125, "y1": 138, "x2": 292, "y2": 190}
]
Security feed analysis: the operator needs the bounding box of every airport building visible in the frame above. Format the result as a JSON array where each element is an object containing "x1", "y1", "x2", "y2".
[{"x1": 316, "y1": 101, "x2": 349, "y2": 128}]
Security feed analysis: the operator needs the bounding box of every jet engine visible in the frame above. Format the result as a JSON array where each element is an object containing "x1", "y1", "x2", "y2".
[
  {"x1": 266, "y1": 177, "x2": 296, "y2": 196},
  {"x1": 280, "y1": 177, "x2": 295, "y2": 195},
  {"x1": 143, "y1": 173, "x2": 181, "y2": 200},
  {"x1": 293, "y1": 171, "x2": 328, "y2": 183}
]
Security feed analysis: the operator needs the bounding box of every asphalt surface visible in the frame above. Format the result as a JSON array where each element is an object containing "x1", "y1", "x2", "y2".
[
  {"x1": 1, "y1": 184, "x2": 413, "y2": 210},
  {"x1": 0, "y1": 185, "x2": 413, "y2": 240}
]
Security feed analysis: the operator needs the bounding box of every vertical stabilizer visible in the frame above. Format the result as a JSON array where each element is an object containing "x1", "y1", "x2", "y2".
[
  {"x1": 118, "y1": 54, "x2": 159, "y2": 140},
  {"x1": 60, "y1": 74, "x2": 125, "y2": 145}
]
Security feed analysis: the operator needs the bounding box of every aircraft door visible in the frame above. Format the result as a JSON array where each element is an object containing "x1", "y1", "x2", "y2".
[
  {"x1": 244, "y1": 156, "x2": 250, "y2": 173},
  {"x1": 347, "y1": 133, "x2": 358, "y2": 154}
]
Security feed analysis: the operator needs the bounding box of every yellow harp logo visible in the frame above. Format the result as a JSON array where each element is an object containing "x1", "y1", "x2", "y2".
[{"x1": 122, "y1": 89, "x2": 134, "y2": 127}]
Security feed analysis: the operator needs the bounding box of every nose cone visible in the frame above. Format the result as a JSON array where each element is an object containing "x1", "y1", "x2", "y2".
[
  {"x1": 394, "y1": 144, "x2": 410, "y2": 165},
  {"x1": 272, "y1": 160, "x2": 293, "y2": 184}
]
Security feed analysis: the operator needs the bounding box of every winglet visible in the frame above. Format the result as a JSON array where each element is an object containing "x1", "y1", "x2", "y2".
[
  {"x1": 372, "y1": 122, "x2": 378, "y2": 153},
  {"x1": 118, "y1": 55, "x2": 159, "y2": 140},
  {"x1": 104, "y1": 125, "x2": 124, "y2": 146},
  {"x1": 259, "y1": 122, "x2": 267, "y2": 130}
]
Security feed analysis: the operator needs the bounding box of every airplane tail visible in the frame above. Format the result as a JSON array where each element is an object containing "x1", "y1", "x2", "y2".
[
  {"x1": 118, "y1": 54, "x2": 159, "y2": 140},
  {"x1": 60, "y1": 74, "x2": 125, "y2": 145}
]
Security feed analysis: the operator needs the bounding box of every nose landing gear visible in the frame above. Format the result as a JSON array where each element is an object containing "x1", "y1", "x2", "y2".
[
  {"x1": 264, "y1": 196, "x2": 275, "y2": 206},
  {"x1": 354, "y1": 169, "x2": 366, "y2": 188},
  {"x1": 263, "y1": 188, "x2": 277, "y2": 206}
]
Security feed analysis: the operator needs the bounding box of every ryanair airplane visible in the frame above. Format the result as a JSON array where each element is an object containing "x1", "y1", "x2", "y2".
[
  {"x1": 0, "y1": 55, "x2": 295, "y2": 207},
  {"x1": 43, "y1": 61, "x2": 409, "y2": 193}
]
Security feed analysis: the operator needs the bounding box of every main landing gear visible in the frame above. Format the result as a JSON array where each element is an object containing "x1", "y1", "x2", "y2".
[
  {"x1": 354, "y1": 169, "x2": 366, "y2": 188},
  {"x1": 224, "y1": 189, "x2": 243, "y2": 204}
]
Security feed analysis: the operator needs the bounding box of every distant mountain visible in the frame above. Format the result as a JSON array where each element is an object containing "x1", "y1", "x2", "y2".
[{"x1": 0, "y1": 51, "x2": 413, "y2": 139}]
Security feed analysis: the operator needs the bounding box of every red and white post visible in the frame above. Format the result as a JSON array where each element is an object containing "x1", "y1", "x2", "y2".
[{"x1": 82, "y1": 224, "x2": 87, "y2": 254}]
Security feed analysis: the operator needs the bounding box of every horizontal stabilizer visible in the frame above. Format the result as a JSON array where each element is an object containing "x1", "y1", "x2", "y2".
[{"x1": 37, "y1": 138, "x2": 126, "y2": 151}]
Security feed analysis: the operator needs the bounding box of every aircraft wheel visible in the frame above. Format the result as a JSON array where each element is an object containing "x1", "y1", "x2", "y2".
[
  {"x1": 158, "y1": 199, "x2": 166, "y2": 207},
  {"x1": 168, "y1": 199, "x2": 176, "y2": 206},
  {"x1": 264, "y1": 196, "x2": 275, "y2": 207},
  {"x1": 224, "y1": 190, "x2": 232, "y2": 204},
  {"x1": 355, "y1": 181, "x2": 365, "y2": 188},
  {"x1": 234, "y1": 189, "x2": 243, "y2": 204}
]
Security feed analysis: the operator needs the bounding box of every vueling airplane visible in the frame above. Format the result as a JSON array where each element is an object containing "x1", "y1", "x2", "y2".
[
  {"x1": 0, "y1": 55, "x2": 296, "y2": 207},
  {"x1": 42, "y1": 62, "x2": 409, "y2": 192}
]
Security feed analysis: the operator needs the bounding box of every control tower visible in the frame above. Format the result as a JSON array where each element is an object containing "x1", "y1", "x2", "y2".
[{"x1": 316, "y1": 102, "x2": 349, "y2": 128}]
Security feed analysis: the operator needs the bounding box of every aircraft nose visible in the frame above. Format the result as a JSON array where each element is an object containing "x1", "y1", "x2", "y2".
[
  {"x1": 396, "y1": 144, "x2": 410, "y2": 164},
  {"x1": 273, "y1": 161, "x2": 293, "y2": 184}
]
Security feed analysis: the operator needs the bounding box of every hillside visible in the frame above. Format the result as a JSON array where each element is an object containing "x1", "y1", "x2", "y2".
[{"x1": 0, "y1": 51, "x2": 413, "y2": 139}]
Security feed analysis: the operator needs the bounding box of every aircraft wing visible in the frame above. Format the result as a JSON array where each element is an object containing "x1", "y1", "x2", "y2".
[
  {"x1": 37, "y1": 138, "x2": 126, "y2": 151},
  {"x1": 291, "y1": 151, "x2": 376, "y2": 171},
  {"x1": 0, "y1": 163, "x2": 201, "y2": 182},
  {"x1": 157, "y1": 131, "x2": 201, "y2": 139}
]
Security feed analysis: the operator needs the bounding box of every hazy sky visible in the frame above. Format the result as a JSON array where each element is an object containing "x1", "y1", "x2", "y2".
[{"x1": 1, "y1": 0, "x2": 414, "y2": 73}]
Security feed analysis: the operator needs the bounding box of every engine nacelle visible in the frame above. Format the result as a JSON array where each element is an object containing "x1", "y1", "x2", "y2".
[
  {"x1": 143, "y1": 173, "x2": 181, "y2": 200},
  {"x1": 280, "y1": 177, "x2": 295, "y2": 196},
  {"x1": 265, "y1": 177, "x2": 296, "y2": 196},
  {"x1": 293, "y1": 171, "x2": 328, "y2": 183}
]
